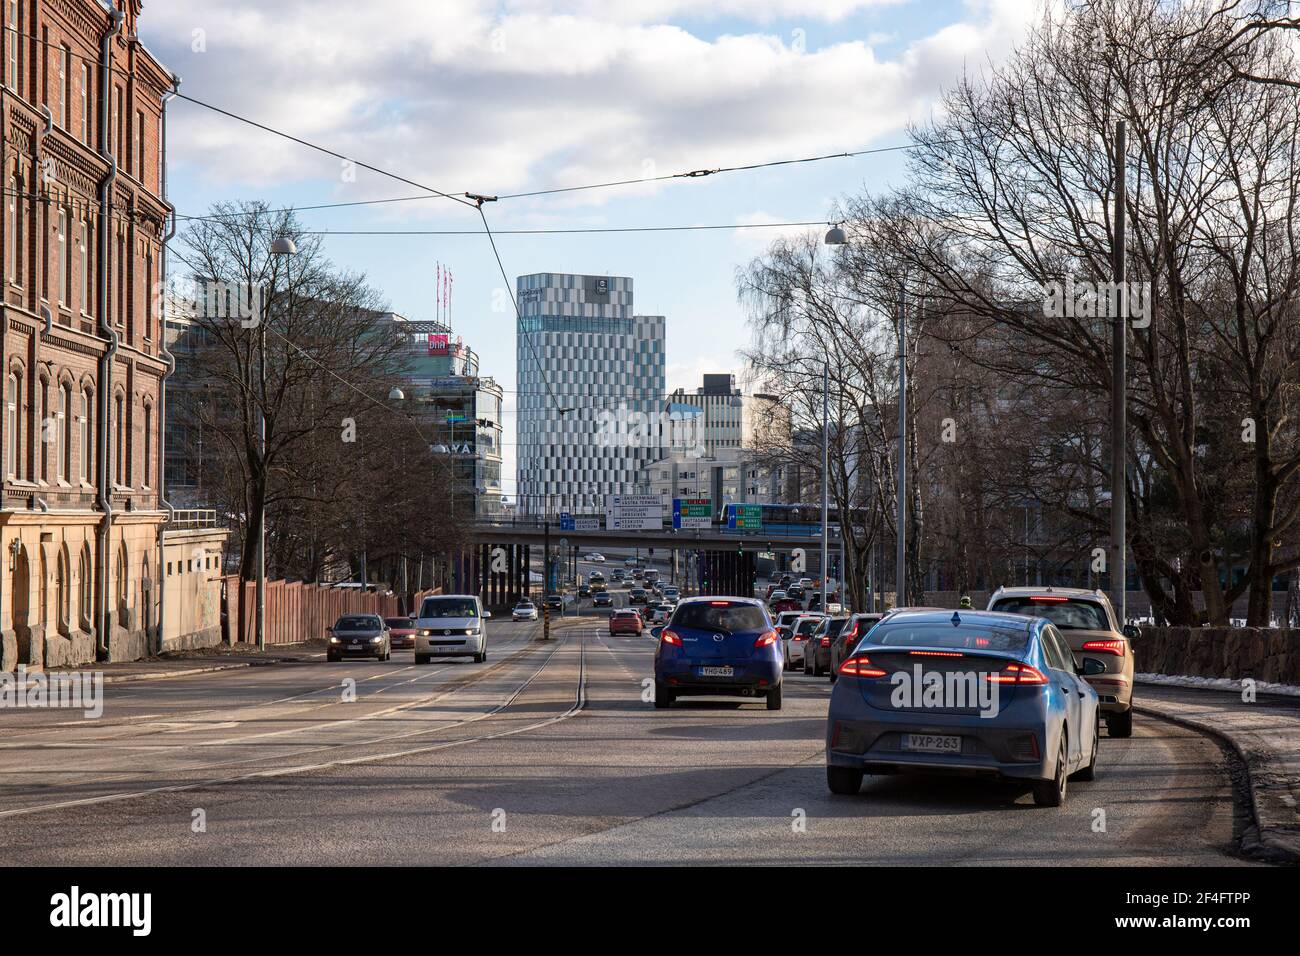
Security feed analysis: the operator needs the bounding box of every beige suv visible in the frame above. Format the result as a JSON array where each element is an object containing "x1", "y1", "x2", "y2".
[{"x1": 987, "y1": 586, "x2": 1135, "y2": 737}]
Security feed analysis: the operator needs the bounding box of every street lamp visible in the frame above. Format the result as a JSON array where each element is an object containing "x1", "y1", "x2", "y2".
[
  {"x1": 257, "y1": 235, "x2": 297, "y2": 650},
  {"x1": 826, "y1": 224, "x2": 907, "y2": 608}
]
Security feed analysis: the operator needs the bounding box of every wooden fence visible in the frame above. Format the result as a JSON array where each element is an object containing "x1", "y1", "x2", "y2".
[{"x1": 225, "y1": 576, "x2": 442, "y2": 645}]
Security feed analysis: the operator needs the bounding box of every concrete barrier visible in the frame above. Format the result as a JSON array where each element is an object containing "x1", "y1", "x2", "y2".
[{"x1": 1134, "y1": 626, "x2": 1300, "y2": 684}]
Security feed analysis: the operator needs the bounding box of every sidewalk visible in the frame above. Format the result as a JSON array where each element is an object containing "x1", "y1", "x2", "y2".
[
  {"x1": 1135, "y1": 680, "x2": 1300, "y2": 864},
  {"x1": 35, "y1": 640, "x2": 328, "y2": 684}
]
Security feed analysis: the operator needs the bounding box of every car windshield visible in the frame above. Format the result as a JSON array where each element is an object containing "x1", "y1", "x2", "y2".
[
  {"x1": 991, "y1": 597, "x2": 1109, "y2": 630},
  {"x1": 672, "y1": 602, "x2": 767, "y2": 634},
  {"x1": 336, "y1": 616, "x2": 379, "y2": 630},
  {"x1": 868, "y1": 622, "x2": 1030, "y2": 652},
  {"x1": 420, "y1": 597, "x2": 479, "y2": 619},
  {"x1": 384, "y1": 618, "x2": 409, "y2": 628},
  {"x1": 515, "y1": 602, "x2": 533, "y2": 609}
]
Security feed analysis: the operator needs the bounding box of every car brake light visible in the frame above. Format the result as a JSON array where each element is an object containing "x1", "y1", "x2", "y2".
[
  {"x1": 819, "y1": 636, "x2": 830, "y2": 647},
  {"x1": 839, "y1": 656, "x2": 886, "y2": 678},
  {"x1": 908, "y1": 650, "x2": 963, "y2": 657},
  {"x1": 1081, "y1": 639, "x2": 1125, "y2": 656},
  {"x1": 989, "y1": 662, "x2": 1048, "y2": 685},
  {"x1": 660, "y1": 629, "x2": 684, "y2": 647},
  {"x1": 754, "y1": 630, "x2": 778, "y2": 648},
  {"x1": 1029, "y1": 595, "x2": 1068, "y2": 602}
]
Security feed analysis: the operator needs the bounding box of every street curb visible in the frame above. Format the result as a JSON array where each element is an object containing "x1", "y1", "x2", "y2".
[
  {"x1": 98, "y1": 661, "x2": 258, "y2": 684},
  {"x1": 1133, "y1": 700, "x2": 1299, "y2": 865}
]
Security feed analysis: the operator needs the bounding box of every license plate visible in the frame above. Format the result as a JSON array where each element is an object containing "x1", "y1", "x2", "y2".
[
  {"x1": 699, "y1": 666, "x2": 734, "y2": 678},
  {"x1": 903, "y1": 733, "x2": 961, "y2": 754}
]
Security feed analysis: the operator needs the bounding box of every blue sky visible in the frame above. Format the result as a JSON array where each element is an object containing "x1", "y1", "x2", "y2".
[{"x1": 143, "y1": 0, "x2": 1042, "y2": 499}]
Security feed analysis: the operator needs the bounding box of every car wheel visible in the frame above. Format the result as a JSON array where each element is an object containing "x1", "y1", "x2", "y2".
[
  {"x1": 826, "y1": 766, "x2": 862, "y2": 795},
  {"x1": 829, "y1": 669, "x2": 837, "y2": 683},
  {"x1": 1073, "y1": 724, "x2": 1098, "y2": 782},
  {"x1": 1106, "y1": 707, "x2": 1133, "y2": 738},
  {"x1": 1033, "y1": 733, "x2": 1068, "y2": 807},
  {"x1": 474, "y1": 652, "x2": 486, "y2": 664},
  {"x1": 654, "y1": 682, "x2": 673, "y2": 708},
  {"x1": 414, "y1": 654, "x2": 429, "y2": 665},
  {"x1": 766, "y1": 684, "x2": 782, "y2": 711},
  {"x1": 803, "y1": 656, "x2": 811, "y2": 676}
]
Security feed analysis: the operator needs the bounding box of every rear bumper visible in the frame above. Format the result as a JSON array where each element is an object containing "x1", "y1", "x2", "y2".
[{"x1": 656, "y1": 659, "x2": 782, "y2": 695}]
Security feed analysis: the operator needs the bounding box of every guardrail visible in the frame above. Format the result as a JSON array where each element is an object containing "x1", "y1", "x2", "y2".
[{"x1": 474, "y1": 516, "x2": 842, "y2": 540}]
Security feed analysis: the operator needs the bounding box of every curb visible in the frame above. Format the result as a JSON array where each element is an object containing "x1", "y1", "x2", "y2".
[
  {"x1": 99, "y1": 661, "x2": 257, "y2": 684},
  {"x1": 1133, "y1": 701, "x2": 1299, "y2": 865}
]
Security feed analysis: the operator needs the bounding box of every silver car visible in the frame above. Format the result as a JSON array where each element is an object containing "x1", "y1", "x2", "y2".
[{"x1": 414, "y1": 594, "x2": 490, "y2": 664}]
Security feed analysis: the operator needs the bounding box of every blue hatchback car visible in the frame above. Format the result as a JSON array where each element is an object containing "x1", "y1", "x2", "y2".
[
  {"x1": 825, "y1": 610, "x2": 1100, "y2": 806},
  {"x1": 653, "y1": 597, "x2": 783, "y2": 710}
]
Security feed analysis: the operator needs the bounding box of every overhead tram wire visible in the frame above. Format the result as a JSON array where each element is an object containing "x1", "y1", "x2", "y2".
[{"x1": 293, "y1": 220, "x2": 828, "y2": 236}]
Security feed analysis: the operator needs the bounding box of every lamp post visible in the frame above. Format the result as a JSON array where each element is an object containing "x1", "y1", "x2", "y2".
[
  {"x1": 260, "y1": 236, "x2": 297, "y2": 650},
  {"x1": 825, "y1": 225, "x2": 907, "y2": 609}
]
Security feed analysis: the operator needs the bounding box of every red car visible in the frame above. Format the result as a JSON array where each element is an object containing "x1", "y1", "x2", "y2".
[
  {"x1": 609, "y1": 609, "x2": 644, "y2": 636},
  {"x1": 770, "y1": 598, "x2": 798, "y2": 614},
  {"x1": 385, "y1": 616, "x2": 418, "y2": 649}
]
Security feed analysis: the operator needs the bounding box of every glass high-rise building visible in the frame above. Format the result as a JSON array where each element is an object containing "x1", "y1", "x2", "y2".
[{"x1": 515, "y1": 273, "x2": 665, "y2": 515}]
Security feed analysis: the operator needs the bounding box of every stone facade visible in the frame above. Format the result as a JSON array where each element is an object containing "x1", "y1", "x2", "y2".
[{"x1": 1, "y1": 0, "x2": 174, "y2": 670}]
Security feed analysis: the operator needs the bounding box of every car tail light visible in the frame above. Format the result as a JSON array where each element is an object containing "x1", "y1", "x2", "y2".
[
  {"x1": 1029, "y1": 595, "x2": 1068, "y2": 602},
  {"x1": 838, "y1": 656, "x2": 886, "y2": 678},
  {"x1": 989, "y1": 662, "x2": 1048, "y2": 685},
  {"x1": 908, "y1": 650, "x2": 963, "y2": 657},
  {"x1": 1082, "y1": 639, "x2": 1125, "y2": 656},
  {"x1": 660, "y1": 629, "x2": 684, "y2": 647},
  {"x1": 819, "y1": 636, "x2": 830, "y2": 647},
  {"x1": 754, "y1": 630, "x2": 778, "y2": 648}
]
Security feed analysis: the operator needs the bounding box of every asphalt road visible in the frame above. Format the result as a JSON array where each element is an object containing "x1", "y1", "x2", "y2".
[{"x1": 0, "y1": 605, "x2": 1261, "y2": 866}]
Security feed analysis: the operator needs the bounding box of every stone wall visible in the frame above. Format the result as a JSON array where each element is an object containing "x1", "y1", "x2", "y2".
[{"x1": 1134, "y1": 626, "x2": 1300, "y2": 684}]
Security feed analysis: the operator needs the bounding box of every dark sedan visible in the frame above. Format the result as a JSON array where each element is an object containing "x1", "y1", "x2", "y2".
[
  {"x1": 804, "y1": 615, "x2": 850, "y2": 676},
  {"x1": 826, "y1": 610, "x2": 1100, "y2": 806},
  {"x1": 593, "y1": 590, "x2": 614, "y2": 608},
  {"x1": 327, "y1": 614, "x2": 391, "y2": 662}
]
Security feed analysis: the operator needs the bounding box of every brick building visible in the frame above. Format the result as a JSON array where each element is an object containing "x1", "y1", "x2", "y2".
[{"x1": 0, "y1": 0, "x2": 176, "y2": 669}]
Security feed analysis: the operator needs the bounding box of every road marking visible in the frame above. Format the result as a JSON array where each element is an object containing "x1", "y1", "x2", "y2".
[{"x1": 0, "y1": 629, "x2": 587, "y2": 819}]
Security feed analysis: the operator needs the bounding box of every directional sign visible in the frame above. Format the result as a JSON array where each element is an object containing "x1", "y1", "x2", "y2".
[
  {"x1": 607, "y1": 516, "x2": 661, "y2": 531},
  {"x1": 573, "y1": 517, "x2": 601, "y2": 531},
  {"x1": 727, "y1": 504, "x2": 763, "y2": 530},
  {"x1": 559, "y1": 513, "x2": 575, "y2": 531},
  {"x1": 606, "y1": 493, "x2": 664, "y2": 530},
  {"x1": 673, "y1": 498, "x2": 712, "y2": 530}
]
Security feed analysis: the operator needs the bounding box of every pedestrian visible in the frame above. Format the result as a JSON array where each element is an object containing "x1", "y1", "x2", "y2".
[{"x1": 959, "y1": 595, "x2": 973, "y2": 609}]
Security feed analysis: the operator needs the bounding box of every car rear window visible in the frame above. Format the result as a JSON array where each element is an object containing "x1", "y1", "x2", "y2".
[
  {"x1": 796, "y1": 618, "x2": 822, "y2": 636},
  {"x1": 825, "y1": 617, "x2": 850, "y2": 637},
  {"x1": 420, "y1": 597, "x2": 479, "y2": 619},
  {"x1": 868, "y1": 622, "x2": 1030, "y2": 652},
  {"x1": 990, "y1": 597, "x2": 1109, "y2": 631},
  {"x1": 672, "y1": 602, "x2": 767, "y2": 633},
  {"x1": 614, "y1": 610, "x2": 638, "y2": 618}
]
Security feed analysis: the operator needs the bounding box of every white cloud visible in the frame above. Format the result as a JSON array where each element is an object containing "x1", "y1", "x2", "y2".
[{"x1": 146, "y1": 0, "x2": 1037, "y2": 209}]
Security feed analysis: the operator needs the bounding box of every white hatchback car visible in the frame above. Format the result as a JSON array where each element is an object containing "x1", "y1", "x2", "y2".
[
  {"x1": 783, "y1": 614, "x2": 826, "y2": 669},
  {"x1": 511, "y1": 600, "x2": 538, "y2": 622},
  {"x1": 415, "y1": 594, "x2": 490, "y2": 664}
]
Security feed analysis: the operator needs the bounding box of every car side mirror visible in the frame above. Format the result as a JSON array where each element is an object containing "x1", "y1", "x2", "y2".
[
  {"x1": 1122, "y1": 624, "x2": 1140, "y2": 640},
  {"x1": 326, "y1": 627, "x2": 333, "y2": 635},
  {"x1": 1082, "y1": 658, "x2": 1107, "y2": 676},
  {"x1": 483, "y1": 611, "x2": 492, "y2": 619}
]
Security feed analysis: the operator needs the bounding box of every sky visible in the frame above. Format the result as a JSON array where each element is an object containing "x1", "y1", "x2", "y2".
[{"x1": 142, "y1": 0, "x2": 1047, "y2": 501}]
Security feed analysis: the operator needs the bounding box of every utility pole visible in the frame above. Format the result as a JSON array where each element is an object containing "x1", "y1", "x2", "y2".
[
  {"x1": 1110, "y1": 119, "x2": 1128, "y2": 624},
  {"x1": 896, "y1": 285, "x2": 907, "y2": 610},
  {"x1": 820, "y1": 362, "x2": 830, "y2": 614},
  {"x1": 542, "y1": 519, "x2": 552, "y2": 640}
]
